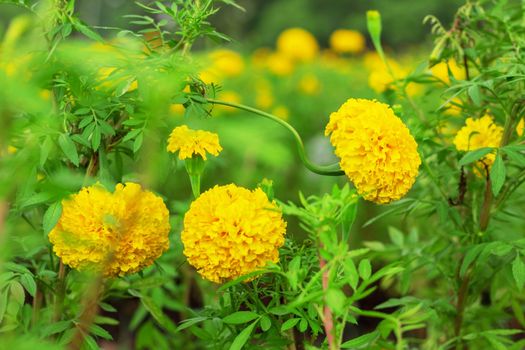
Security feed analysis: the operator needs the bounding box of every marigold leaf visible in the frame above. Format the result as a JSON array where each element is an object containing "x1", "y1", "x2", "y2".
[
  {"x1": 458, "y1": 147, "x2": 492, "y2": 166},
  {"x1": 223, "y1": 311, "x2": 259, "y2": 325},
  {"x1": 43, "y1": 201, "x2": 62, "y2": 235},
  {"x1": 58, "y1": 134, "x2": 79, "y2": 166},
  {"x1": 490, "y1": 153, "x2": 505, "y2": 196},
  {"x1": 228, "y1": 319, "x2": 258, "y2": 350},
  {"x1": 512, "y1": 254, "x2": 525, "y2": 290}
]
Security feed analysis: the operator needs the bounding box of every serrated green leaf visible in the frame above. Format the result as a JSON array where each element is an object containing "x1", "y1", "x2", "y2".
[
  {"x1": 223, "y1": 311, "x2": 259, "y2": 325},
  {"x1": 229, "y1": 320, "x2": 258, "y2": 350},
  {"x1": 359, "y1": 259, "x2": 372, "y2": 281},
  {"x1": 512, "y1": 254, "x2": 525, "y2": 290},
  {"x1": 58, "y1": 134, "x2": 79, "y2": 166},
  {"x1": 458, "y1": 147, "x2": 492, "y2": 166},
  {"x1": 43, "y1": 201, "x2": 62, "y2": 235},
  {"x1": 490, "y1": 152, "x2": 505, "y2": 196},
  {"x1": 280, "y1": 318, "x2": 300, "y2": 332}
]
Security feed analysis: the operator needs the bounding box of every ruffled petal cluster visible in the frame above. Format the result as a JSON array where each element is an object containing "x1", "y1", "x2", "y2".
[
  {"x1": 325, "y1": 98, "x2": 421, "y2": 204},
  {"x1": 453, "y1": 115, "x2": 503, "y2": 173},
  {"x1": 181, "y1": 184, "x2": 287, "y2": 283},
  {"x1": 167, "y1": 125, "x2": 222, "y2": 160},
  {"x1": 49, "y1": 183, "x2": 170, "y2": 277}
]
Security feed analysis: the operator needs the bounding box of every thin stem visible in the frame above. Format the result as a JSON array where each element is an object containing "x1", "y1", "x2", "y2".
[
  {"x1": 53, "y1": 260, "x2": 66, "y2": 322},
  {"x1": 317, "y1": 225, "x2": 337, "y2": 350},
  {"x1": 454, "y1": 270, "x2": 471, "y2": 350},
  {"x1": 206, "y1": 99, "x2": 344, "y2": 177}
]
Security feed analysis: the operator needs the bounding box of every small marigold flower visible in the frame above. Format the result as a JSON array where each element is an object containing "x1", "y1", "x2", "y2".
[
  {"x1": 299, "y1": 74, "x2": 321, "y2": 95},
  {"x1": 209, "y1": 49, "x2": 245, "y2": 77},
  {"x1": 325, "y1": 98, "x2": 421, "y2": 204},
  {"x1": 167, "y1": 125, "x2": 222, "y2": 160},
  {"x1": 276, "y1": 28, "x2": 319, "y2": 62},
  {"x1": 266, "y1": 52, "x2": 295, "y2": 76},
  {"x1": 453, "y1": 115, "x2": 503, "y2": 173},
  {"x1": 181, "y1": 184, "x2": 287, "y2": 283},
  {"x1": 329, "y1": 29, "x2": 366, "y2": 54},
  {"x1": 49, "y1": 183, "x2": 170, "y2": 277}
]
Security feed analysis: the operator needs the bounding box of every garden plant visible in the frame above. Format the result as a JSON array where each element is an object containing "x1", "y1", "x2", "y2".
[{"x1": 1, "y1": 0, "x2": 525, "y2": 349}]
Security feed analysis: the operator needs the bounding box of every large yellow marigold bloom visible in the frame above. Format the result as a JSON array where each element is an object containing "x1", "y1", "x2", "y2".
[
  {"x1": 453, "y1": 115, "x2": 503, "y2": 172},
  {"x1": 325, "y1": 99, "x2": 421, "y2": 204},
  {"x1": 276, "y1": 28, "x2": 319, "y2": 62},
  {"x1": 329, "y1": 29, "x2": 366, "y2": 54},
  {"x1": 49, "y1": 183, "x2": 170, "y2": 277},
  {"x1": 167, "y1": 125, "x2": 222, "y2": 160},
  {"x1": 181, "y1": 184, "x2": 287, "y2": 283}
]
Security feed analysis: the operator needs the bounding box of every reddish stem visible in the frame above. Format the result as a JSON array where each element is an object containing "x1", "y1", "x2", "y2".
[{"x1": 319, "y1": 256, "x2": 336, "y2": 350}]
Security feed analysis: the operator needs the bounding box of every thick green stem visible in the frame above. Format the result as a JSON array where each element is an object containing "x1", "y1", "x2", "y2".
[{"x1": 206, "y1": 99, "x2": 344, "y2": 177}]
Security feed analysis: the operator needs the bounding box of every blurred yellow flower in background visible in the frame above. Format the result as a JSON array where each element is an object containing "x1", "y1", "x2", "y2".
[
  {"x1": 266, "y1": 52, "x2": 294, "y2": 76},
  {"x1": 169, "y1": 103, "x2": 185, "y2": 117},
  {"x1": 325, "y1": 98, "x2": 421, "y2": 204},
  {"x1": 276, "y1": 27, "x2": 319, "y2": 62},
  {"x1": 299, "y1": 74, "x2": 321, "y2": 95},
  {"x1": 215, "y1": 90, "x2": 242, "y2": 114},
  {"x1": 454, "y1": 115, "x2": 503, "y2": 174},
  {"x1": 329, "y1": 29, "x2": 366, "y2": 54},
  {"x1": 255, "y1": 80, "x2": 274, "y2": 109},
  {"x1": 209, "y1": 49, "x2": 245, "y2": 77},
  {"x1": 181, "y1": 184, "x2": 287, "y2": 283},
  {"x1": 272, "y1": 105, "x2": 290, "y2": 120},
  {"x1": 49, "y1": 183, "x2": 170, "y2": 277},
  {"x1": 167, "y1": 125, "x2": 222, "y2": 160},
  {"x1": 431, "y1": 60, "x2": 465, "y2": 84}
]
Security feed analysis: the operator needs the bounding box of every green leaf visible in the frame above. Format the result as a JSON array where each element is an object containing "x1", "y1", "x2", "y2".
[
  {"x1": 458, "y1": 147, "x2": 492, "y2": 166},
  {"x1": 58, "y1": 134, "x2": 79, "y2": 166},
  {"x1": 388, "y1": 227, "x2": 404, "y2": 247},
  {"x1": 325, "y1": 288, "x2": 346, "y2": 315},
  {"x1": 358, "y1": 259, "x2": 372, "y2": 281},
  {"x1": 490, "y1": 152, "x2": 505, "y2": 196},
  {"x1": 223, "y1": 311, "x2": 259, "y2": 325},
  {"x1": 341, "y1": 330, "x2": 379, "y2": 348},
  {"x1": 72, "y1": 18, "x2": 103, "y2": 41},
  {"x1": 512, "y1": 254, "x2": 525, "y2": 290},
  {"x1": 133, "y1": 133, "x2": 144, "y2": 153},
  {"x1": 20, "y1": 274, "x2": 36, "y2": 297},
  {"x1": 280, "y1": 318, "x2": 300, "y2": 332},
  {"x1": 229, "y1": 320, "x2": 258, "y2": 350},
  {"x1": 39, "y1": 320, "x2": 72, "y2": 338},
  {"x1": 89, "y1": 324, "x2": 113, "y2": 340},
  {"x1": 460, "y1": 244, "x2": 485, "y2": 277},
  {"x1": 260, "y1": 316, "x2": 271, "y2": 332},
  {"x1": 468, "y1": 85, "x2": 482, "y2": 106},
  {"x1": 91, "y1": 127, "x2": 101, "y2": 151},
  {"x1": 344, "y1": 257, "x2": 359, "y2": 291},
  {"x1": 43, "y1": 201, "x2": 62, "y2": 235},
  {"x1": 140, "y1": 296, "x2": 177, "y2": 333}
]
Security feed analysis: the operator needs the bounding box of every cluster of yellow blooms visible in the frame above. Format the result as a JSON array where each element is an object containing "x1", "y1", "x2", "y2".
[
  {"x1": 49, "y1": 183, "x2": 170, "y2": 277},
  {"x1": 453, "y1": 115, "x2": 503, "y2": 173},
  {"x1": 167, "y1": 125, "x2": 223, "y2": 160},
  {"x1": 325, "y1": 99, "x2": 421, "y2": 204},
  {"x1": 181, "y1": 184, "x2": 287, "y2": 283}
]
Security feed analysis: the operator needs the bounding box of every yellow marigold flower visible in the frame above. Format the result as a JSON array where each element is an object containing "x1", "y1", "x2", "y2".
[
  {"x1": 251, "y1": 47, "x2": 272, "y2": 68},
  {"x1": 169, "y1": 103, "x2": 185, "y2": 117},
  {"x1": 167, "y1": 125, "x2": 222, "y2": 160},
  {"x1": 209, "y1": 49, "x2": 245, "y2": 77},
  {"x1": 266, "y1": 52, "x2": 294, "y2": 76},
  {"x1": 181, "y1": 184, "x2": 287, "y2": 283},
  {"x1": 329, "y1": 29, "x2": 366, "y2": 54},
  {"x1": 517, "y1": 118, "x2": 524, "y2": 137},
  {"x1": 299, "y1": 74, "x2": 321, "y2": 95},
  {"x1": 431, "y1": 60, "x2": 465, "y2": 84},
  {"x1": 49, "y1": 183, "x2": 170, "y2": 277},
  {"x1": 325, "y1": 99, "x2": 421, "y2": 204},
  {"x1": 7, "y1": 145, "x2": 17, "y2": 154},
  {"x1": 453, "y1": 115, "x2": 503, "y2": 174},
  {"x1": 276, "y1": 28, "x2": 319, "y2": 62}
]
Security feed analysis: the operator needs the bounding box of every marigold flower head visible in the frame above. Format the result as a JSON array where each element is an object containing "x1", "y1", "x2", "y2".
[
  {"x1": 325, "y1": 98, "x2": 421, "y2": 204},
  {"x1": 266, "y1": 52, "x2": 294, "y2": 76},
  {"x1": 276, "y1": 28, "x2": 319, "y2": 62},
  {"x1": 167, "y1": 125, "x2": 222, "y2": 160},
  {"x1": 49, "y1": 183, "x2": 170, "y2": 277},
  {"x1": 453, "y1": 115, "x2": 503, "y2": 173},
  {"x1": 181, "y1": 184, "x2": 287, "y2": 283},
  {"x1": 329, "y1": 29, "x2": 366, "y2": 54}
]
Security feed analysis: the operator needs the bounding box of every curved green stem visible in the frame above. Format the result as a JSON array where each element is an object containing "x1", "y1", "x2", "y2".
[{"x1": 207, "y1": 98, "x2": 344, "y2": 177}]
